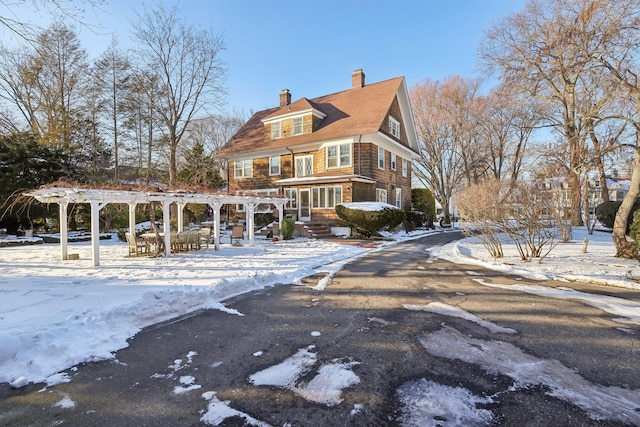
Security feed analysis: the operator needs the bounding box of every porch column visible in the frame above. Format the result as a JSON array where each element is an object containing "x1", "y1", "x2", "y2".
[
  {"x1": 162, "y1": 201, "x2": 171, "y2": 257},
  {"x1": 59, "y1": 201, "x2": 69, "y2": 260}
]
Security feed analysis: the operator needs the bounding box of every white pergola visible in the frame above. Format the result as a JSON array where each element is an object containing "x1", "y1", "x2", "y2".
[{"x1": 26, "y1": 187, "x2": 290, "y2": 267}]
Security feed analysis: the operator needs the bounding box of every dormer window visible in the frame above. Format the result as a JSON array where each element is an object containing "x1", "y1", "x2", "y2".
[
  {"x1": 293, "y1": 117, "x2": 303, "y2": 136},
  {"x1": 389, "y1": 116, "x2": 400, "y2": 138},
  {"x1": 271, "y1": 121, "x2": 281, "y2": 139}
]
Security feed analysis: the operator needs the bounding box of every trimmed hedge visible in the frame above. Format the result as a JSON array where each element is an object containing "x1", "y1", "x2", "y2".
[{"x1": 336, "y1": 204, "x2": 406, "y2": 237}]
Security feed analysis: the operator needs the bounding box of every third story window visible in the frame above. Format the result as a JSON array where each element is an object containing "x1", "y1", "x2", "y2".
[
  {"x1": 389, "y1": 116, "x2": 400, "y2": 138},
  {"x1": 292, "y1": 117, "x2": 303, "y2": 135},
  {"x1": 271, "y1": 121, "x2": 281, "y2": 139}
]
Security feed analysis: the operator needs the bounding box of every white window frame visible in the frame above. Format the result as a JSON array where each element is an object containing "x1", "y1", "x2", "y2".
[
  {"x1": 391, "y1": 153, "x2": 397, "y2": 171},
  {"x1": 326, "y1": 143, "x2": 351, "y2": 169},
  {"x1": 236, "y1": 203, "x2": 245, "y2": 212},
  {"x1": 395, "y1": 188, "x2": 402, "y2": 208},
  {"x1": 312, "y1": 186, "x2": 343, "y2": 208},
  {"x1": 234, "y1": 159, "x2": 253, "y2": 178},
  {"x1": 292, "y1": 117, "x2": 303, "y2": 136},
  {"x1": 376, "y1": 188, "x2": 387, "y2": 203},
  {"x1": 271, "y1": 121, "x2": 281, "y2": 139},
  {"x1": 402, "y1": 158, "x2": 408, "y2": 177},
  {"x1": 296, "y1": 155, "x2": 314, "y2": 177},
  {"x1": 269, "y1": 156, "x2": 281, "y2": 176},
  {"x1": 389, "y1": 116, "x2": 400, "y2": 138},
  {"x1": 378, "y1": 146, "x2": 385, "y2": 170},
  {"x1": 285, "y1": 188, "x2": 298, "y2": 209}
]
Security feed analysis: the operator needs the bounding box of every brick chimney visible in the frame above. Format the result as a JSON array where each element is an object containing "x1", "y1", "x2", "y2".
[
  {"x1": 280, "y1": 89, "x2": 291, "y2": 107},
  {"x1": 352, "y1": 69, "x2": 365, "y2": 89}
]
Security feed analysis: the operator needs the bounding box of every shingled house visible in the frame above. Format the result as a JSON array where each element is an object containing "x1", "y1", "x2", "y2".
[{"x1": 218, "y1": 69, "x2": 420, "y2": 233}]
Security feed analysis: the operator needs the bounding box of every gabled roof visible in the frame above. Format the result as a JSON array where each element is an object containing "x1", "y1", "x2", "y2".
[
  {"x1": 219, "y1": 76, "x2": 419, "y2": 157},
  {"x1": 262, "y1": 97, "x2": 325, "y2": 122}
]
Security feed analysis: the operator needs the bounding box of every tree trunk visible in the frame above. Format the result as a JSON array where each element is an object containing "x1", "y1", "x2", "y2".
[{"x1": 612, "y1": 146, "x2": 640, "y2": 258}]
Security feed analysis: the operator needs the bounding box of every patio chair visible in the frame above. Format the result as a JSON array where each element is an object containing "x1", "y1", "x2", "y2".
[
  {"x1": 230, "y1": 225, "x2": 244, "y2": 246},
  {"x1": 125, "y1": 232, "x2": 148, "y2": 257},
  {"x1": 199, "y1": 227, "x2": 211, "y2": 248}
]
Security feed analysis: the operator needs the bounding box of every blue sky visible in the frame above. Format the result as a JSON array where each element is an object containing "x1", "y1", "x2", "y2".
[{"x1": 4, "y1": 0, "x2": 526, "y2": 114}]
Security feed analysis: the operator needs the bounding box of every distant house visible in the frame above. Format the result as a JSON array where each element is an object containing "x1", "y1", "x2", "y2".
[{"x1": 218, "y1": 69, "x2": 420, "y2": 230}]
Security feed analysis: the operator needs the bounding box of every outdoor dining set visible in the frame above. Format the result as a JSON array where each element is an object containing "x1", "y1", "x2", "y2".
[{"x1": 125, "y1": 227, "x2": 214, "y2": 257}]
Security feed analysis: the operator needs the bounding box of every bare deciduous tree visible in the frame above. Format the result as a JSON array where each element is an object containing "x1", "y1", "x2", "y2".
[{"x1": 131, "y1": 3, "x2": 226, "y2": 186}]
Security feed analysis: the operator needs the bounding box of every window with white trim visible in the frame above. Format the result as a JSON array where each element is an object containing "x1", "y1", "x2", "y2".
[
  {"x1": 395, "y1": 188, "x2": 402, "y2": 208},
  {"x1": 285, "y1": 188, "x2": 298, "y2": 209},
  {"x1": 296, "y1": 155, "x2": 313, "y2": 177},
  {"x1": 389, "y1": 116, "x2": 400, "y2": 138},
  {"x1": 402, "y1": 158, "x2": 408, "y2": 177},
  {"x1": 292, "y1": 117, "x2": 303, "y2": 136},
  {"x1": 391, "y1": 153, "x2": 397, "y2": 171},
  {"x1": 378, "y1": 146, "x2": 385, "y2": 169},
  {"x1": 312, "y1": 186, "x2": 342, "y2": 208},
  {"x1": 271, "y1": 121, "x2": 281, "y2": 139},
  {"x1": 269, "y1": 156, "x2": 280, "y2": 175},
  {"x1": 234, "y1": 159, "x2": 253, "y2": 178},
  {"x1": 326, "y1": 143, "x2": 351, "y2": 169},
  {"x1": 376, "y1": 188, "x2": 387, "y2": 203}
]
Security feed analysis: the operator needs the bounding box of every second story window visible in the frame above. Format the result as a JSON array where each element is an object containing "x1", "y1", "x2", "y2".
[
  {"x1": 269, "y1": 156, "x2": 281, "y2": 175},
  {"x1": 327, "y1": 143, "x2": 351, "y2": 168},
  {"x1": 271, "y1": 121, "x2": 281, "y2": 139},
  {"x1": 296, "y1": 155, "x2": 314, "y2": 177},
  {"x1": 234, "y1": 159, "x2": 253, "y2": 178},
  {"x1": 391, "y1": 153, "x2": 397, "y2": 171},
  {"x1": 378, "y1": 146, "x2": 385, "y2": 169},
  {"x1": 389, "y1": 116, "x2": 400, "y2": 138},
  {"x1": 402, "y1": 158, "x2": 408, "y2": 177},
  {"x1": 292, "y1": 117, "x2": 303, "y2": 136}
]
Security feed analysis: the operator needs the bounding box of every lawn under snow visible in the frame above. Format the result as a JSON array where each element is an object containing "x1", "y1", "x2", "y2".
[{"x1": 1, "y1": 226, "x2": 640, "y2": 426}]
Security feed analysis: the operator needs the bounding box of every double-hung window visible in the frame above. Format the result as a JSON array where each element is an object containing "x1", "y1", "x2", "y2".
[
  {"x1": 271, "y1": 121, "x2": 281, "y2": 139},
  {"x1": 326, "y1": 143, "x2": 351, "y2": 168},
  {"x1": 292, "y1": 117, "x2": 303, "y2": 136},
  {"x1": 391, "y1": 153, "x2": 397, "y2": 171},
  {"x1": 234, "y1": 159, "x2": 253, "y2": 178},
  {"x1": 389, "y1": 116, "x2": 400, "y2": 138},
  {"x1": 269, "y1": 156, "x2": 280, "y2": 175},
  {"x1": 402, "y1": 158, "x2": 408, "y2": 177},
  {"x1": 395, "y1": 188, "x2": 402, "y2": 208},
  {"x1": 378, "y1": 146, "x2": 385, "y2": 169},
  {"x1": 312, "y1": 186, "x2": 342, "y2": 208}
]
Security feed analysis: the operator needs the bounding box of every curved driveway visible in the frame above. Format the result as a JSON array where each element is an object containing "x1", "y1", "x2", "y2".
[{"x1": 1, "y1": 231, "x2": 639, "y2": 426}]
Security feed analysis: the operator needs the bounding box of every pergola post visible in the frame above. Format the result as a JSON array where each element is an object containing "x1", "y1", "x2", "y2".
[
  {"x1": 211, "y1": 202, "x2": 221, "y2": 251},
  {"x1": 128, "y1": 203, "x2": 137, "y2": 235},
  {"x1": 162, "y1": 201, "x2": 171, "y2": 257},
  {"x1": 274, "y1": 201, "x2": 286, "y2": 234},
  {"x1": 177, "y1": 202, "x2": 186, "y2": 232},
  {"x1": 246, "y1": 201, "x2": 257, "y2": 246},
  {"x1": 59, "y1": 201, "x2": 69, "y2": 260},
  {"x1": 90, "y1": 200, "x2": 107, "y2": 267}
]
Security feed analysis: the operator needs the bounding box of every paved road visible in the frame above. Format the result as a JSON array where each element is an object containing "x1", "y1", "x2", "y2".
[{"x1": 1, "y1": 231, "x2": 639, "y2": 426}]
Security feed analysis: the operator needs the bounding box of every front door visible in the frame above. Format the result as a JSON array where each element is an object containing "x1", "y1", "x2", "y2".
[{"x1": 299, "y1": 189, "x2": 311, "y2": 221}]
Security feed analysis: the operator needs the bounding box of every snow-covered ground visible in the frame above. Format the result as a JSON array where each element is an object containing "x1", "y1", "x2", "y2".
[{"x1": 1, "y1": 226, "x2": 639, "y2": 425}]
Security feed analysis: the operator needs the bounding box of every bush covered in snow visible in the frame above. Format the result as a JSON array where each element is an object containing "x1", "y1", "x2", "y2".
[{"x1": 336, "y1": 202, "x2": 406, "y2": 238}]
